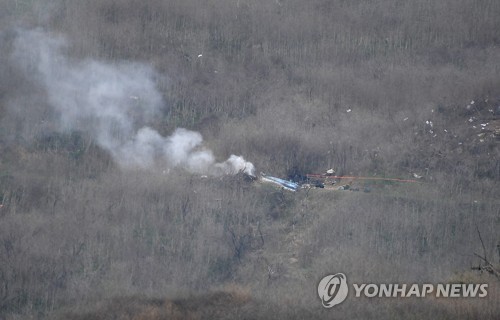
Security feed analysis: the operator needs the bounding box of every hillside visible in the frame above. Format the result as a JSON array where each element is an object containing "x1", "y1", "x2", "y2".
[{"x1": 0, "y1": 0, "x2": 499, "y2": 319}]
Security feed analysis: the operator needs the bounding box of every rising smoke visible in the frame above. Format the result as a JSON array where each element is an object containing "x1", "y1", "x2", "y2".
[{"x1": 11, "y1": 29, "x2": 255, "y2": 176}]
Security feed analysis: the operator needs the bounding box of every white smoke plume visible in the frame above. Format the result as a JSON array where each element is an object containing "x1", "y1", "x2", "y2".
[{"x1": 11, "y1": 29, "x2": 255, "y2": 177}]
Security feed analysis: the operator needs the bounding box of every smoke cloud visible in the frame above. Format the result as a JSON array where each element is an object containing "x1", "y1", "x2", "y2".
[{"x1": 11, "y1": 29, "x2": 255, "y2": 176}]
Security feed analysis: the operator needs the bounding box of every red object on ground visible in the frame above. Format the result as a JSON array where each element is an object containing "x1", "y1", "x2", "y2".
[{"x1": 306, "y1": 174, "x2": 420, "y2": 183}]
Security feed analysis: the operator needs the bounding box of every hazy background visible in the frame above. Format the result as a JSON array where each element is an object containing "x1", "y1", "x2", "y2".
[{"x1": 0, "y1": 0, "x2": 498, "y2": 319}]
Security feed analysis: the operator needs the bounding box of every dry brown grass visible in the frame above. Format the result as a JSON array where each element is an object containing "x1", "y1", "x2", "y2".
[
  {"x1": 58, "y1": 289, "x2": 252, "y2": 320},
  {"x1": 0, "y1": 0, "x2": 499, "y2": 319}
]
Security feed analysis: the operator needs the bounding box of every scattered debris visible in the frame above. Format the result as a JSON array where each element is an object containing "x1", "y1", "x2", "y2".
[
  {"x1": 306, "y1": 174, "x2": 420, "y2": 184},
  {"x1": 258, "y1": 170, "x2": 422, "y2": 193}
]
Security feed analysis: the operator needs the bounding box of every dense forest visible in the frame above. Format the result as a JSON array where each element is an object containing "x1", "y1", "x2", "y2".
[{"x1": 0, "y1": 0, "x2": 499, "y2": 319}]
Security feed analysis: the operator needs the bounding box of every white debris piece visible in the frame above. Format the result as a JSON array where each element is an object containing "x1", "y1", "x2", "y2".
[
  {"x1": 346, "y1": 109, "x2": 352, "y2": 113},
  {"x1": 403, "y1": 117, "x2": 408, "y2": 121},
  {"x1": 197, "y1": 54, "x2": 203, "y2": 58},
  {"x1": 480, "y1": 123, "x2": 488, "y2": 127},
  {"x1": 426, "y1": 120, "x2": 433, "y2": 127},
  {"x1": 468, "y1": 117, "x2": 474, "y2": 122},
  {"x1": 471, "y1": 100, "x2": 475, "y2": 105}
]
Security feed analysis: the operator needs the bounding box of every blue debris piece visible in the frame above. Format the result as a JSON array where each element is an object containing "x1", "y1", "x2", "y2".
[{"x1": 260, "y1": 173, "x2": 300, "y2": 191}]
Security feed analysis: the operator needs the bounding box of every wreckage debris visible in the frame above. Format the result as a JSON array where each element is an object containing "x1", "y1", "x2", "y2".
[
  {"x1": 260, "y1": 173, "x2": 300, "y2": 191},
  {"x1": 258, "y1": 170, "x2": 421, "y2": 193},
  {"x1": 326, "y1": 168, "x2": 336, "y2": 175}
]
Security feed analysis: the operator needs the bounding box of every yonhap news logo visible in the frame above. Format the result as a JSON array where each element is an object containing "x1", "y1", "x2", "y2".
[
  {"x1": 317, "y1": 273, "x2": 349, "y2": 308},
  {"x1": 318, "y1": 273, "x2": 488, "y2": 308}
]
